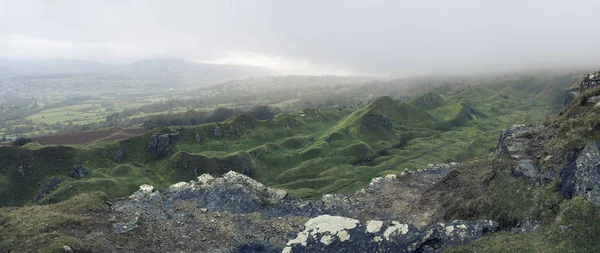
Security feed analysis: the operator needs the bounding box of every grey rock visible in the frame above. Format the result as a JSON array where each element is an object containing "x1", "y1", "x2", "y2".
[
  {"x1": 368, "y1": 115, "x2": 393, "y2": 130},
  {"x1": 588, "y1": 95, "x2": 600, "y2": 104},
  {"x1": 62, "y1": 245, "x2": 73, "y2": 253},
  {"x1": 558, "y1": 141, "x2": 600, "y2": 205},
  {"x1": 195, "y1": 133, "x2": 202, "y2": 142},
  {"x1": 147, "y1": 132, "x2": 179, "y2": 157},
  {"x1": 227, "y1": 125, "x2": 239, "y2": 137},
  {"x1": 69, "y1": 162, "x2": 89, "y2": 179},
  {"x1": 114, "y1": 215, "x2": 139, "y2": 234},
  {"x1": 110, "y1": 149, "x2": 124, "y2": 163},
  {"x1": 213, "y1": 125, "x2": 222, "y2": 138},
  {"x1": 496, "y1": 124, "x2": 527, "y2": 155},
  {"x1": 33, "y1": 177, "x2": 65, "y2": 203},
  {"x1": 507, "y1": 219, "x2": 541, "y2": 234}
]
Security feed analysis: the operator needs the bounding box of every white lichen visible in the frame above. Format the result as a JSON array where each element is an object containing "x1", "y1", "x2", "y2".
[
  {"x1": 366, "y1": 220, "x2": 383, "y2": 233},
  {"x1": 383, "y1": 221, "x2": 409, "y2": 240}
]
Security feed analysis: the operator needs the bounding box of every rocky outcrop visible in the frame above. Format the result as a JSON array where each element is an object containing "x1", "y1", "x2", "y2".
[
  {"x1": 496, "y1": 124, "x2": 528, "y2": 155},
  {"x1": 146, "y1": 132, "x2": 179, "y2": 157},
  {"x1": 558, "y1": 141, "x2": 600, "y2": 205},
  {"x1": 33, "y1": 177, "x2": 65, "y2": 203},
  {"x1": 69, "y1": 162, "x2": 90, "y2": 179},
  {"x1": 283, "y1": 215, "x2": 499, "y2": 253},
  {"x1": 110, "y1": 149, "x2": 124, "y2": 163},
  {"x1": 213, "y1": 125, "x2": 222, "y2": 138},
  {"x1": 368, "y1": 115, "x2": 393, "y2": 130},
  {"x1": 496, "y1": 124, "x2": 555, "y2": 184}
]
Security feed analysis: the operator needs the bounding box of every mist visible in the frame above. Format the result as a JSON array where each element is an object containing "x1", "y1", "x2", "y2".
[{"x1": 1, "y1": 0, "x2": 600, "y2": 76}]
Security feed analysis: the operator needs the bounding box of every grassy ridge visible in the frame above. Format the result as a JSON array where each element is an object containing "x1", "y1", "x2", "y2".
[{"x1": 0, "y1": 74, "x2": 579, "y2": 205}]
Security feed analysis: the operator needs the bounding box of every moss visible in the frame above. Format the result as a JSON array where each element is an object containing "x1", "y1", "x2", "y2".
[{"x1": 0, "y1": 192, "x2": 107, "y2": 252}]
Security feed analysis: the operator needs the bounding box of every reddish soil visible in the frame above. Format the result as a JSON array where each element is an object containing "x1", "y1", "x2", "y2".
[{"x1": 32, "y1": 127, "x2": 146, "y2": 145}]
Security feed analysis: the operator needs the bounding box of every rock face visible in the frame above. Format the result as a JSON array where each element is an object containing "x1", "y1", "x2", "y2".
[
  {"x1": 558, "y1": 141, "x2": 600, "y2": 205},
  {"x1": 496, "y1": 124, "x2": 554, "y2": 184},
  {"x1": 33, "y1": 177, "x2": 65, "y2": 203},
  {"x1": 284, "y1": 216, "x2": 499, "y2": 253},
  {"x1": 69, "y1": 162, "x2": 90, "y2": 179},
  {"x1": 105, "y1": 164, "x2": 544, "y2": 252},
  {"x1": 368, "y1": 115, "x2": 393, "y2": 130},
  {"x1": 146, "y1": 132, "x2": 179, "y2": 157}
]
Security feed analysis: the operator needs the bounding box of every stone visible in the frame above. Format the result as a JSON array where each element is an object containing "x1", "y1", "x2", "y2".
[
  {"x1": 110, "y1": 149, "x2": 124, "y2": 163},
  {"x1": 368, "y1": 115, "x2": 393, "y2": 130},
  {"x1": 114, "y1": 215, "x2": 139, "y2": 234},
  {"x1": 62, "y1": 245, "x2": 73, "y2": 253},
  {"x1": 588, "y1": 95, "x2": 600, "y2": 104},
  {"x1": 511, "y1": 160, "x2": 539, "y2": 179},
  {"x1": 195, "y1": 133, "x2": 203, "y2": 142},
  {"x1": 496, "y1": 124, "x2": 527, "y2": 155},
  {"x1": 213, "y1": 126, "x2": 222, "y2": 137},
  {"x1": 33, "y1": 177, "x2": 65, "y2": 203},
  {"x1": 146, "y1": 133, "x2": 174, "y2": 157},
  {"x1": 558, "y1": 141, "x2": 600, "y2": 205},
  {"x1": 69, "y1": 162, "x2": 90, "y2": 179}
]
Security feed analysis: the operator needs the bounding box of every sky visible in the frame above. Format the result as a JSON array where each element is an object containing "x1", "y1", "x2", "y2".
[{"x1": 1, "y1": 0, "x2": 600, "y2": 76}]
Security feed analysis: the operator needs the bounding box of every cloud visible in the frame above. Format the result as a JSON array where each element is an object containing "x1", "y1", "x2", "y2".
[
  {"x1": 196, "y1": 51, "x2": 368, "y2": 76},
  {"x1": 1, "y1": 0, "x2": 600, "y2": 75}
]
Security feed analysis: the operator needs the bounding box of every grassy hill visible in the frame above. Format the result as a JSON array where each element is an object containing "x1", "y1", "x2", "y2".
[{"x1": 0, "y1": 74, "x2": 580, "y2": 206}]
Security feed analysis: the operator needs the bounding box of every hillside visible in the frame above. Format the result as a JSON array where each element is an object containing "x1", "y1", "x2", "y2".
[
  {"x1": 0, "y1": 74, "x2": 580, "y2": 208},
  {"x1": 1, "y1": 84, "x2": 600, "y2": 252}
]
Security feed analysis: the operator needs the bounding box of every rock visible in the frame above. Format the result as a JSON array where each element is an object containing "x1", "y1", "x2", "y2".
[
  {"x1": 496, "y1": 124, "x2": 527, "y2": 155},
  {"x1": 227, "y1": 125, "x2": 239, "y2": 136},
  {"x1": 507, "y1": 219, "x2": 541, "y2": 233},
  {"x1": 110, "y1": 149, "x2": 124, "y2": 163},
  {"x1": 168, "y1": 132, "x2": 181, "y2": 140},
  {"x1": 146, "y1": 132, "x2": 179, "y2": 157},
  {"x1": 195, "y1": 133, "x2": 202, "y2": 142},
  {"x1": 33, "y1": 177, "x2": 65, "y2": 203},
  {"x1": 62, "y1": 245, "x2": 73, "y2": 253},
  {"x1": 511, "y1": 160, "x2": 538, "y2": 179},
  {"x1": 558, "y1": 141, "x2": 600, "y2": 205},
  {"x1": 588, "y1": 95, "x2": 600, "y2": 104},
  {"x1": 69, "y1": 162, "x2": 90, "y2": 179},
  {"x1": 368, "y1": 115, "x2": 393, "y2": 130},
  {"x1": 284, "y1": 216, "x2": 499, "y2": 252},
  {"x1": 213, "y1": 125, "x2": 222, "y2": 138},
  {"x1": 114, "y1": 215, "x2": 139, "y2": 234}
]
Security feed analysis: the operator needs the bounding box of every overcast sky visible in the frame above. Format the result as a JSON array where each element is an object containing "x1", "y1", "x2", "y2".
[{"x1": 1, "y1": 0, "x2": 600, "y2": 76}]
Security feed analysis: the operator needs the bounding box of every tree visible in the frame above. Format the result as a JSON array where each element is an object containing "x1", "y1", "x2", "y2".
[
  {"x1": 210, "y1": 107, "x2": 235, "y2": 122},
  {"x1": 249, "y1": 105, "x2": 275, "y2": 120}
]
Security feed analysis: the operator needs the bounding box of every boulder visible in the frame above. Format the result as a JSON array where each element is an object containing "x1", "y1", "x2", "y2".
[
  {"x1": 558, "y1": 141, "x2": 600, "y2": 205},
  {"x1": 110, "y1": 150, "x2": 124, "y2": 163},
  {"x1": 195, "y1": 133, "x2": 202, "y2": 142},
  {"x1": 496, "y1": 124, "x2": 527, "y2": 155},
  {"x1": 147, "y1": 132, "x2": 179, "y2": 157},
  {"x1": 69, "y1": 162, "x2": 90, "y2": 179},
  {"x1": 226, "y1": 125, "x2": 239, "y2": 137},
  {"x1": 213, "y1": 126, "x2": 223, "y2": 138},
  {"x1": 588, "y1": 95, "x2": 600, "y2": 104}
]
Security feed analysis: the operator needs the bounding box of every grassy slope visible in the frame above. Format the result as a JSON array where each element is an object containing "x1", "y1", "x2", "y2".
[
  {"x1": 442, "y1": 86, "x2": 600, "y2": 252},
  {"x1": 0, "y1": 74, "x2": 579, "y2": 205}
]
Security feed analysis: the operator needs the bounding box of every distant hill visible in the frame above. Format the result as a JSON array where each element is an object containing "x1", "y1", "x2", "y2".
[
  {"x1": 0, "y1": 59, "x2": 110, "y2": 75},
  {"x1": 115, "y1": 58, "x2": 275, "y2": 85}
]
